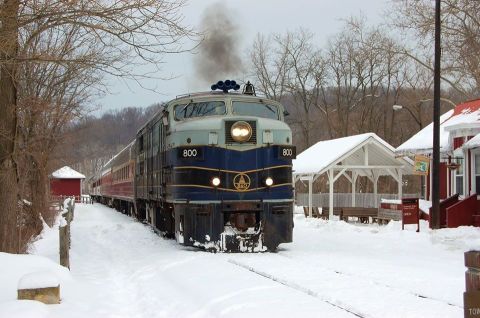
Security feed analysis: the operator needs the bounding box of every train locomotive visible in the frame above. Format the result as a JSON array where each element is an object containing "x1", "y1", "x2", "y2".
[{"x1": 90, "y1": 81, "x2": 296, "y2": 252}]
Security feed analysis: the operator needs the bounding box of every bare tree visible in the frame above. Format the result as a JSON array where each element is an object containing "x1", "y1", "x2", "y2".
[
  {"x1": 390, "y1": 0, "x2": 480, "y2": 96},
  {"x1": 247, "y1": 13, "x2": 466, "y2": 154},
  {"x1": 0, "y1": 0, "x2": 198, "y2": 252},
  {"x1": 0, "y1": 0, "x2": 21, "y2": 253},
  {"x1": 249, "y1": 29, "x2": 327, "y2": 148},
  {"x1": 249, "y1": 33, "x2": 290, "y2": 101},
  {"x1": 282, "y1": 29, "x2": 326, "y2": 147}
]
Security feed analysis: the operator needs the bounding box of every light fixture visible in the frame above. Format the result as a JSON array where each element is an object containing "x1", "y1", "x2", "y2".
[
  {"x1": 230, "y1": 121, "x2": 252, "y2": 142},
  {"x1": 265, "y1": 177, "x2": 273, "y2": 187},
  {"x1": 212, "y1": 177, "x2": 221, "y2": 187}
]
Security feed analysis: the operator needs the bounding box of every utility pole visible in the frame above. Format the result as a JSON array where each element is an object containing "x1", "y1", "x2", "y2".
[{"x1": 431, "y1": 0, "x2": 441, "y2": 229}]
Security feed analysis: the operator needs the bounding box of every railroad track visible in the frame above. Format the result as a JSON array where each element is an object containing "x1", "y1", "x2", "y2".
[
  {"x1": 275, "y1": 253, "x2": 462, "y2": 309},
  {"x1": 228, "y1": 254, "x2": 462, "y2": 318},
  {"x1": 228, "y1": 259, "x2": 367, "y2": 318}
]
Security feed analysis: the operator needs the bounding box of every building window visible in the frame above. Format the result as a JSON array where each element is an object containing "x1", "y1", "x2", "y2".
[
  {"x1": 475, "y1": 153, "x2": 480, "y2": 194},
  {"x1": 453, "y1": 137, "x2": 465, "y2": 149},
  {"x1": 455, "y1": 158, "x2": 464, "y2": 195}
]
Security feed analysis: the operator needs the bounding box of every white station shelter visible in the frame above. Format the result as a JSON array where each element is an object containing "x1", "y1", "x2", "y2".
[{"x1": 293, "y1": 133, "x2": 414, "y2": 219}]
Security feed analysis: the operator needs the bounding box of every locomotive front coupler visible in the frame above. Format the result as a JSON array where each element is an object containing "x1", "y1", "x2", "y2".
[{"x1": 221, "y1": 201, "x2": 263, "y2": 232}]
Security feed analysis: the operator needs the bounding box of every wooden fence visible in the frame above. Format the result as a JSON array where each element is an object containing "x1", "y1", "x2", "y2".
[
  {"x1": 295, "y1": 193, "x2": 421, "y2": 208},
  {"x1": 51, "y1": 194, "x2": 92, "y2": 203}
]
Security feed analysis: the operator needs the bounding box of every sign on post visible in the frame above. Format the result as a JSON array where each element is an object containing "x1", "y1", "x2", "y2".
[
  {"x1": 401, "y1": 198, "x2": 420, "y2": 232},
  {"x1": 413, "y1": 155, "x2": 430, "y2": 176}
]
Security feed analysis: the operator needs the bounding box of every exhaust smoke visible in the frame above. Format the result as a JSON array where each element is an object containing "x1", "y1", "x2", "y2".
[{"x1": 194, "y1": 3, "x2": 244, "y2": 84}]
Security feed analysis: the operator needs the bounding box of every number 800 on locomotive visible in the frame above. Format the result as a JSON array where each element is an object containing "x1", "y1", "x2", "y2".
[{"x1": 89, "y1": 81, "x2": 296, "y2": 252}]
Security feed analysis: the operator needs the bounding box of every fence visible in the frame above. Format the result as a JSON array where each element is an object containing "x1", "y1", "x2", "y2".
[
  {"x1": 51, "y1": 195, "x2": 90, "y2": 203},
  {"x1": 295, "y1": 193, "x2": 421, "y2": 208}
]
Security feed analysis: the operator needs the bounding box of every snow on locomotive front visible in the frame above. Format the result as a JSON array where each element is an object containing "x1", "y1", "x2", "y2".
[{"x1": 166, "y1": 82, "x2": 295, "y2": 251}]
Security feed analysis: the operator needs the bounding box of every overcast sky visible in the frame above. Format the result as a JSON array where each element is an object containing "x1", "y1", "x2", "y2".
[{"x1": 96, "y1": 0, "x2": 388, "y2": 114}]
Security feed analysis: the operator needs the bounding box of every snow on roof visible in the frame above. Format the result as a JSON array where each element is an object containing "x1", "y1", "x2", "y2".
[
  {"x1": 293, "y1": 133, "x2": 410, "y2": 176},
  {"x1": 51, "y1": 166, "x2": 85, "y2": 179},
  {"x1": 396, "y1": 98, "x2": 480, "y2": 155},
  {"x1": 463, "y1": 133, "x2": 480, "y2": 149},
  {"x1": 395, "y1": 110, "x2": 454, "y2": 155}
]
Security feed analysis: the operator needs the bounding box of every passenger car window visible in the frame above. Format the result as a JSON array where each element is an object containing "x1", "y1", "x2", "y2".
[
  {"x1": 232, "y1": 102, "x2": 278, "y2": 120},
  {"x1": 175, "y1": 101, "x2": 226, "y2": 120}
]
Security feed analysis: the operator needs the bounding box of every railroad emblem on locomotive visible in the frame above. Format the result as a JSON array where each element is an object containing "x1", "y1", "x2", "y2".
[{"x1": 233, "y1": 173, "x2": 251, "y2": 191}]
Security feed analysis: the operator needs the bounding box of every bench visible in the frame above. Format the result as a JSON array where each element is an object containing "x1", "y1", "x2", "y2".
[
  {"x1": 373, "y1": 208, "x2": 402, "y2": 225},
  {"x1": 321, "y1": 207, "x2": 342, "y2": 217},
  {"x1": 341, "y1": 207, "x2": 378, "y2": 223},
  {"x1": 303, "y1": 206, "x2": 318, "y2": 218},
  {"x1": 303, "y1": 206, "x2": 328, "y2": 219}
]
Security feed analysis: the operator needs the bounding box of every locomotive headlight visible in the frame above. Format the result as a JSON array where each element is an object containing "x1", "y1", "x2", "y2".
[
  {"x1": 211, "y1": 177, "x2": 221, "y2": 187},
  {"x1": 231, "y1": 121, "x2": 252, "y2": 142},
  {"x1": 265, "y1": 177, "x2": 274, "y2": 187}
]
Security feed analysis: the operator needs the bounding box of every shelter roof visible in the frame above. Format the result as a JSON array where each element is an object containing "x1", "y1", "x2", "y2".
[
  {"x1": 396, "y1": 98, "x2": 480, "y2": 155},
  {"x1": 293, "y1": 133, "x2": 412, "y2": 177},
  {"x1": 51, "y1": 166, "x2": 85, "y2": 179}
]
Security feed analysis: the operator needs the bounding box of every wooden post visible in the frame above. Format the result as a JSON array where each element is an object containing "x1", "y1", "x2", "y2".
[
  {"x1": 59, "y1": 197, "x2": 74, "y2": 269},
  {"x1": 328, "y1": 169, "x2": 334, "y2": 220},
  {"x1": 18, "y1": 271, "x2": 60, "y2": 304},
  {"x1": 308, "y1": 175, "x2": 313, "y2": 218},
  {"x1": 59, "y1": 225, "x2": 69, "y2": 269},
  {"x1": 18, "y1": 286, "x2": 60, "y2": 304},
  {"x1": 464, "y1": 251, "x2": 480, "y2": 318},
  {"x1": 67, "y1": 200, "x2": 74, "y2": 223}
]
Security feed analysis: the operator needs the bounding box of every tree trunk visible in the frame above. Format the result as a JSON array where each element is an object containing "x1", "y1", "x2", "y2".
[{"x1": 0, "y1": 0, "x2": 20, "y2": 253}]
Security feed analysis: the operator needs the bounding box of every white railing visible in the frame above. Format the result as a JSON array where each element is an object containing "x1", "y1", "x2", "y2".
[{"x1": 295, "y1": 193, "x2": 421, "y2": 208}]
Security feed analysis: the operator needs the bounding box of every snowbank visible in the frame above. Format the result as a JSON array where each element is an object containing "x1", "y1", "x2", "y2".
[
  {"x1": 0, "y1": 253, "x2": 70, "y2": 299},
  {"x1": 0, "y1": 300, "x2": 49, "y2": 318},
  {"x1": 0, "y1": 253, "x2": 71, "y2": 318}
]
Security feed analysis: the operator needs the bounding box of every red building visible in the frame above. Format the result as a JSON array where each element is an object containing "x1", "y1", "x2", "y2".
[
  {"x1": 396, "y1": 98, "x2": 480, "y2": 228},
  {"x1": 50, "y1": 166, "x2": 86, "y2": 201}
]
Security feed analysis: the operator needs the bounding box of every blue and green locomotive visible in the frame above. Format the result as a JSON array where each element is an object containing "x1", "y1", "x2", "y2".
[{"x1": 91, "y1": 81, "x2": 295, "y2": 251}]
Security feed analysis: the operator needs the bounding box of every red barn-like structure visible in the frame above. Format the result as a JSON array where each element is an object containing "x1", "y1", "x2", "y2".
[{"x1": 50, "y1": 166, "x2": 85, "y2": 201}]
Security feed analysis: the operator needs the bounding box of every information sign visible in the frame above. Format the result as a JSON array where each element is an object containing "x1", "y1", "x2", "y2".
[
  {"x1": 413, "y1": 155, "x2": 430, "y2": 176},
  {"x1": 401, "y1": 198, "x2": 420, "y2": 232}
]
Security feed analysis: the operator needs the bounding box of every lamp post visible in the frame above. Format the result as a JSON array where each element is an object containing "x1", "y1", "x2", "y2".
[
  {"x1": 348, "y1": 94, "x2": 380, "y2": 111},
  {"x1": 392, "y1": 104, "x2": 423, "y2": 129},
  {"x1": 392, "y1": 98, "x2": 456, "y2": 130},
  {"x1": 392, "y1": 104, "x2": 426, "y2": 199}
]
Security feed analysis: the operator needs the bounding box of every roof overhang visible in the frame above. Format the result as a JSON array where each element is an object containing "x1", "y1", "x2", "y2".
[{"x1": 293, "y1": 133, "x2": 414, "y2": 181}]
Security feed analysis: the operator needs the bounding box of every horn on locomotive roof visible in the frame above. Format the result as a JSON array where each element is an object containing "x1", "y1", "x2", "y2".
[
  {"x1": 211, "y1": 79, "x2": 241, "y2": 93},
  {"x1": 243, "y1": 81, "x2": 256, "y2": 96}
]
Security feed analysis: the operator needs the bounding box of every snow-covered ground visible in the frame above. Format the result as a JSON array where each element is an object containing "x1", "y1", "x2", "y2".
[{"x1": 2, "y1": 203, "x2": 480, "y2": 318}]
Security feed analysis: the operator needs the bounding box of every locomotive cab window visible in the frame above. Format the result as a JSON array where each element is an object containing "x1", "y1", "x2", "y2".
[
  {"x1": 232, "y1": 102, "x2": 279, "y2": 120},
  {"x1": 174, "y1": 101, "x2": 226, "y2": 120}
]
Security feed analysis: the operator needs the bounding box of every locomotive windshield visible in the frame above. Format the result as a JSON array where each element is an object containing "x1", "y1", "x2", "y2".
[
  {"x1": 175, "y1": 101, "x2": 226, "y2": 120},
  {"x1": 232, "y1": 101, "x2": 279, "y2": 120}
]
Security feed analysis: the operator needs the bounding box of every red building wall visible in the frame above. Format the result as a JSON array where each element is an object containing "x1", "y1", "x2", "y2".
[{"x1": 50, "y1": 178, "x2": 82, "y2": 197}]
